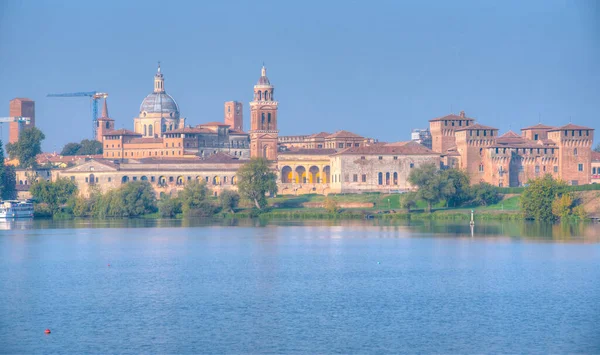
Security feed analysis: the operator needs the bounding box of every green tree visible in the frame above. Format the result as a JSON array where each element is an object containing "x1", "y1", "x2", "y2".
[
  {"x1": 6, "y1": 127, "x2": 45, "y2": 169},
  {"x1": 441, "y1": 169, "x2": 471, "y2": 207},
  {"x1": 178, "y1": 180, "x2": 210, "y2": 214},
  {"x1": 408, "y1": 163, "x2": 442, "y2": 212},
  {"x1": 30, "y1": 178, "x2": 78, "y2": 213},
  {"x1": 521, "y1": 174, "x2": 568, "y2": 221},
  {"x1": 471, "y1": 182, "x2": 501, "y2": 206},
  {"x1": 323, "y1": 196, "x2": 340, "y2": 214},
  {"x1": 158, "y1": 195, "x2": 182, "y2": 217},
  {"x1": 551, "y1": 193, "x2": 574, "y2": 220},
  {"x1": 60, "y1": 142, "x2": 82, "y2": 156},
  {"x1": 0, "y1": 141, "x2": 17, "y2": 199},
  {"x1": 120, "y1": 181, "x2": 157, "y2": 216},
  {"x1": 399, "y1": 191, "x2": 417, "y2": 212},
  {"x1": 237, "y1": 158, "x2": 277, "y2": 210},
  {"x1": 219, "y1": 190, "x2": 240, "y2": 213}
]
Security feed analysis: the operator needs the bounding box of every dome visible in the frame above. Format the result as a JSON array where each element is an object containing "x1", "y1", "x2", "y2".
[
  {"x1": 255, "y1": 65, "x2": 272, "y2": 86},
  {"x1": 140, "y1": 92, "x2": 180, "y2": 116}
]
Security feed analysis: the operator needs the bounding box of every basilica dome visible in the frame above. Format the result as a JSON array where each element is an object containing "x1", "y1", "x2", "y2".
[{"x1": 139, "y1": 92, "x2": 180, "y2": 117}]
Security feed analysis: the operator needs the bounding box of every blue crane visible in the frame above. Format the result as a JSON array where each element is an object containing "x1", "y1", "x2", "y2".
[{"x1": 47, "y1": 91, "x2": 108, "y2": 139}]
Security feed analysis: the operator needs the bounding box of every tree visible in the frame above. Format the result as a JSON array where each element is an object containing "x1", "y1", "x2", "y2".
[
  {"x1": 60, "y1": 139, "x2": 102, "y2": 156},
  {"x1": 30, "y1": 178, "x2": 78, "y2": 213},
  {"x1": 471, "y1": 182, "x2": 501, "y2": 206},
  {"x1": 158, "y1": 195, "x2": 182, "y2": 217},
  {"x1": 6, "y1": 127, "x2": 45, "y2": 169},
  {"x1": 408, "y1": 163, "x2": 443, "y2": 212},
  {"x1": 594, "y1": 143, "x2": 600, "y2": 153},
  {"x1": 441, "y1": 169, "x2": 471, "y2": 207},
  {"x1": 219, "y1": 190, "x2": 240, "y2": 213},
  {"x1": 60, "y1": 142, "x2": 82, "y2": 156},
  {"x1": 323, "y1": 196, "x2": 340, "y2": 214},
  {"x1": 120, "y1": 181, "x2": 157, "y2": 216},
  {"x1": 399, "y1": 191, "x2": 417, "y2": 212},
  {"x1": 551, "y1": 193, "x2": 574, "y2": 220},
  {"x1": 178, "y1": 180, "x2": 211, "y2": 214},
  {"x1": 520, "y1": 174, "x2": 568, "y2": 221},
  {"x1": 237, "y1": 158, "x2": 277, "y2": 210},
  {"x1": 0, "y1": 141, "x2": 17, "y2": 199}
]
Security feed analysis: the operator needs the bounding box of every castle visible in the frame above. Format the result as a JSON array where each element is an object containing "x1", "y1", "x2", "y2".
[{"x1": 9, "y1": 63, "x2": 596, "y2": 198}]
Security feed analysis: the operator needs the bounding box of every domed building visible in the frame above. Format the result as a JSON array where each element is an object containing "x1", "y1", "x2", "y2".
[{"x1": 133, "y1": 64, "x2": 186, "y2": 137}]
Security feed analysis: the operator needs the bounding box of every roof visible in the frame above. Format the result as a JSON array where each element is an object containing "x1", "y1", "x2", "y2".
[
  {"x1": 202, "y1": 152, "x2": 239, "y2": 163},
  {"x1": 169, "y1": 127, "x2": 213, "y2": 134},
  {"x1": 520, "y1": 123, "x2": 556, "y2": 130},
  {"x1": 429, "y1": 112, "x2": 475, "y2": 122},
  {"x1": 140, "y1": 92, "x2": 179, "y2": 115},
  {"x1": 334, "y1": 141, "x2": 436, "y2": 156},
  {"x1": 103, "y1": 129, "x2": 142, "y2": 136},
  {"x1": 127, "y1": 138, "x2": 164, "y2": 144},
  {"x1": 327, "y1": 130, "x2": 363, "y2": 139},
  {"x1": 455, "y1": 123, "x2": 498, "y2": 131},
  {"x1": 592, "y1": 151, "x2": 600, "y2": 162},
  {"x1": 385, "y1": 141, "x2": 410, "y2": 147},
  {"x1": 548, "y1": 123, "x2": 595, "y2": 131},
  {"x1": 199, "y1": 122, "x2": 231, "y2": 127},
  {"x1": 37, "y1": 153, "x2": 103, "y2": 164},
  {"x1": 308, "y1": 132, "x2": 331, "y2": 138},
  {"x1": 279, "y1": 148, "x2": 337, "y2": 156},
  {"x1": 228, "y1": 129, "x2": 248, "y2": 135}
]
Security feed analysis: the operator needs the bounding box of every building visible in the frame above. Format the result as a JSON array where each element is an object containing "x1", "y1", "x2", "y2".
[
  {"x1": 9, "y1": 98, "x2": 35, "y2": 143},
  {"x1": 592, "y1": 151, "x2": 600, "y2": 184},
  {"x1": 430, "y1": 111, "x2": 595, "y2": 186},
  {"x1": 278, "y1": 130, "x2": 377, "y2": 151},
  {"x1": 410, "y1": 128, "x2": 432, "y2": 149},
  {"x1": 100, "y1": 64, "x2": 251, "y2": 160},
  {"x1": 249, "y1": 66, "x2": 279, "y2": 160}
]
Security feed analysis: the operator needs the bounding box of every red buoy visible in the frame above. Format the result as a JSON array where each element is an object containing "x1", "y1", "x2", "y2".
[{"x1": 44, "y1": 329, "x2": 51, "y2": 334}]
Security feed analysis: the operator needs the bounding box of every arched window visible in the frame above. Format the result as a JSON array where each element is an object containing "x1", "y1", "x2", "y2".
[
  {"x1": 106, "y1": 121, "x2": 110, "y2": 129},
  {"x1": 149, "y1": 125, "x2": 153, "y2": 137},
  {"x1": 144, "y1": 125, "x2": 147, "y2": 136},
  {"x1": 267, "y1": 113, "x2": 271, "y2": 129},
  {"x1": 265, "y1": 91, "x2": 269, "y2": 100},
  {"x1": 162, "y1": 124, "x2": 166, "y2": 133},
  {"x1": 378, "y1": 172, "x2": 383, "y2": 185},
  {"x1": 574, "y1": 148, "x2": 578, "y2": 156},
  {"x1": 393, "y1": 172, "x2": 398, "y2": 185},
  {"x1": 261, "y1": 113, "x2": 265, "y2": 129},
  {"x1": 258, "y1": 91, "x2": 262, "y2": 100}
]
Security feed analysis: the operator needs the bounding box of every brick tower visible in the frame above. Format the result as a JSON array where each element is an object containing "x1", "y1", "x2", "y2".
[
  {"x1": 429, "y1": 111, "x2": 474, "y2": 153},
  {"x1": 96, "y1": 98, "x2": 115, "y2": 142},
  {"x1": 224, "y1": 101, "x2": 243, "y2": 131},
  {"x1": 548, "y1": 124, "x2": 594, "y2": 185},
  {"x1": 9, "y1": 98, "x2": 35, "y2": 143},
  {"x1": 454, "y1": 123, "x2": 498, "y2": 183},
  {"x1": 249, "y1": 65, "x2": 278, "y2": 160}
]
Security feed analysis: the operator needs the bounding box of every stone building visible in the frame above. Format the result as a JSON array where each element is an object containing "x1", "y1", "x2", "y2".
[
  {"x1": 278, "y1": 130, "x2": 377, "y2": 150},
  {"x1": 430, "y1": 111, "x2": 595, "y2": 186}
]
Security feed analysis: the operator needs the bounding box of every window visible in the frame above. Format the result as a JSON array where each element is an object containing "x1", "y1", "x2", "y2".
[
  {"x1": 346, "y1": 143, "x2": 352, "y2": 147},
  {"x1": 479, "y1": 164, "x2": 484, "y2": 172},
  {"x1": 534, "y1": 134, "x2": 539, "y2": 140},
  {"x1": 354, "y1": 143, "x2": 360, "y2": 147},
  {"x1": 150, "y1": 176, "x2": 155, "y2": 182},
  {"x1": 353, "y1": 174, "x2": 358, "y2": 182},
  {"x1": 554, "y1": 166, "x2": 558, "y2": 173},
  {"x1": 393, "y1": 156, "x2": 398, "y2": 160},
  {"x1": 108, "y1": 177, "x2": 112, "y2": 182},
  {"x1": 409, "y1": 163, "x2": 414, "y2": 169},
  {"x1": 578, "y1": 164, "x2": 584, "y2": 172},
  {"x1": 361, "y1": 174, "x2": 367, "y2": 182},
  {"x1": 344, "y1": 174, "x2": 349, "y2": 182},
  {"x1": 378, "y1": 156, "x2": 383, "y2": 160},
  {"x1": 574, "y1": 148, "x2": 578, "y2": 156},
  {"x1": 361, "y1": 156, "x2": 365, "y2": 160},
  {"x1": 378, "y1": 172, "x2": 383, "y2": 185},
  {"x1": 535, "y1": 166, "x2": 540, "y2": 174},
  {"x1": 338, "y1": 143, "x2": 344, "y2": 148}
]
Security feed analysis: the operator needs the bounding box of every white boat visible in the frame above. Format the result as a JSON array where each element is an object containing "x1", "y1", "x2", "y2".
[{"x1": 0, "y1": 200, "x2": 34, "y2": 218}]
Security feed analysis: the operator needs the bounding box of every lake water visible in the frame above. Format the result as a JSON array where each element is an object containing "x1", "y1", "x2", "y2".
[{"x1": 1, "y1": 219, "x2": 599, "y2": 353}]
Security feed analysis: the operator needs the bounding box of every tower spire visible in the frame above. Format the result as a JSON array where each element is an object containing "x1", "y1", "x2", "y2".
[
  {"x1": 157, "y1": 61, "x2": 161, "y2": 73},
  {"x1": 101, "y1": 98, "x2": 109, "y2": 118}
]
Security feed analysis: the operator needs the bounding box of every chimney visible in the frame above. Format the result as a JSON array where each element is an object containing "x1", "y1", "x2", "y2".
[{"x1": 460, "y1": 111, "x2": 465, "y2": 118}]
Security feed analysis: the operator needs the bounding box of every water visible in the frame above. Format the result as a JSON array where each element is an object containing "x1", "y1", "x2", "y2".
[{"x1": 1, "y1": 219, "x2": 599, "y2": 353}]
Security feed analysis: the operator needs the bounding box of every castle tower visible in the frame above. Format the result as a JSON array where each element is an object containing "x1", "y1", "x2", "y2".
[
  {"x1": 224, "y1": 101, "x2": 243, "y2": 131},
  {"x1": 548, "y1": 124, "x2": 594, "y2": 185},
  {"x1": 454, "y1": 123, "x2": 498, "y2": 183},
  {"x1": 96, "y1": 98, "x2": 115, "y2": 142},
  {"x1": 429, "y1": 111, "x2": 475, "y2": 153},
  {"x1": 9, "y1": 98, "x2": 35, "y2": 143},
  {"x1": 249, "y1": 65, "x2": 278, "y2": 160}
]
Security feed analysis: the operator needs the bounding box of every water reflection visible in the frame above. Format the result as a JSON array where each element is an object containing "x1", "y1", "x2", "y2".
[{"x1": 1, "y1": 217, "x2": 599, "y2": 242}]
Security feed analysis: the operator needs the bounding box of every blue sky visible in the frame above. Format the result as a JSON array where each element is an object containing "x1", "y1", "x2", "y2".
[{"x1": 1, "y1": 0, "x2": 598, "y2": 151}]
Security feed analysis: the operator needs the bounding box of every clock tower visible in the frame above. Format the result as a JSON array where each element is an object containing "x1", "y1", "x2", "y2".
[{"x1": 249, "y1": 65, "x2": 279, "y2": 160}]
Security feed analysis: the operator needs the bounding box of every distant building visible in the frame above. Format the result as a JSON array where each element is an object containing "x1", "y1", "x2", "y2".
[
  {"x1": 410, "y1": 128, "x2": 432, "y2": 149},
  {"x1": 592, "y1": 151, "x2": 600, "y2": 184},
  {"x1": 224, "y1": 101, "x2": 243, "y2": 132},
  {"x1": 9, "y1": 98, "x2": 35, "y2": 143}
]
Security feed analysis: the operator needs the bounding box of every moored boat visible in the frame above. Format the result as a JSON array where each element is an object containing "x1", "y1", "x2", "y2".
[{"x1": 0, "y1": 200, "x2": 34, "y2": 218}]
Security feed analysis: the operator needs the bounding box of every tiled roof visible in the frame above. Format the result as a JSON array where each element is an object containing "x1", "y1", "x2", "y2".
[
  {"x1": 520, "y1": 123, "x2": 556, "y2": 130},
  {"x1": 334, "y1": 141, "x2": 436, "y2": 155},
  {"x1": 279, "y1": 148, "x2": 337, "y2": 156},
  {"x1": 103, "y1": 129, "x2": 141, "y2": 136},
  {"x1": 455, "y1": 123, "x2": 498, "y2": 131},
  {"x1": 202, "y1": 152, "x2": 239, "y2": 163},
  {"x1": 127, "y1": 138, "x2": 164, "y2": 144},
  {"x1": 326, "y1": 130, "x2": 363, "y2": 139},
  {"x1": 385, "y1": 141, "x2": 410, "y2": 147},
  {"x1": 548, "y1": 123, "x2": 595, "y2": 131},
  {"x1": 308, "y1": 132, "x2": 331, "y2": 138},
  {"x1": 37, "y1": 153, "x2": 103, "y2": 164},
  {"x1": 592, "y1": 151, "x2": 600, "y2": 162},
  {"x1": 228, "y1": 129, "x2": 248, "y2": 135},
  {"x1": 429, "y1": 112, "x2": 475, "y2": 122},
  {"x1": 498, "y1": 130, "x2": 520, "y2": 139},
  {"x1": 199, "y1": 122, "x2": 231, "y2": 127},
  {"x1": 169, "y1": 127, "x2": 212, "y2": 134}
]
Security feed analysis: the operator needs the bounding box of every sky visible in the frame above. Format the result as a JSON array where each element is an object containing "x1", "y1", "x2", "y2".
[{"x1": 0, "y1": 0, "x2": 599, "y2": 151}]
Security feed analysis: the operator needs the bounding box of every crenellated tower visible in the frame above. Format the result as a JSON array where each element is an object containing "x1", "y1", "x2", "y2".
[
  {"x1": 429, "y1": 111, "x2": 475, "y2": 153},
  {"x1": 249, "y1": 65, "x2": 278, "y2": 160},
  {"x1": 548, "y1": 124, "x2": 595, "y2": 185}
]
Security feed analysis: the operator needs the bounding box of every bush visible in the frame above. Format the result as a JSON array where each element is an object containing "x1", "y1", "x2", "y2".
[
  {"x1": 471, "y1": 182, "x2": 501, "y2": 206},
  {"x1": 158, "y1": 196, "x2": 182, "y2": 218},
  {"x1": 551, "y1": 193, "x2": 574, "y2": 220},
  {"x1": 219, "y1": 190, "x2": 240, "y2": 213},
  {"x1": 324, "y1": 196, "x2": 340, "y2": 214}
]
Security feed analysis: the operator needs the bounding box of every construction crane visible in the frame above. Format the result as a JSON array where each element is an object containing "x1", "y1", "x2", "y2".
[
  {"x1": 47, "y1": 91, "x2": 108, "y2": 138},
  {"x1": 0, "y1": 117, "x2": 31, "y2": 143}
]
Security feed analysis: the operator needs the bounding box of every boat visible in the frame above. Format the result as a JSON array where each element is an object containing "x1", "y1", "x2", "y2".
[{"x1": 0, "y1": 200, "x2": 34, "y2": 218}]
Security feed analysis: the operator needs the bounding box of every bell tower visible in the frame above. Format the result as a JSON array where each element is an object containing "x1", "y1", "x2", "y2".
[{"x1": 249, "y1": 65, "x2": 278, "y2": 160}]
